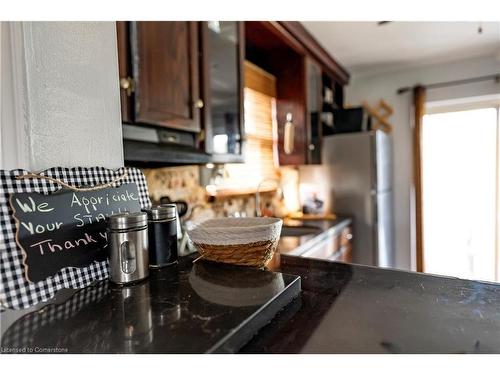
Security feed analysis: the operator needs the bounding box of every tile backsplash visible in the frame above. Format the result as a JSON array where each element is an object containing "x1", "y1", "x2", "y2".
[
  {"x1": 142, "y1": 165, "x2": 295, "y2": 221},
  {"x1": 143, "y1": 165, "x2": 205, "y2": 207}
]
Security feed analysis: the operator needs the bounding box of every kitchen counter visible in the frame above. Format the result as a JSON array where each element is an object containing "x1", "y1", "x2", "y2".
[
  {"x1": 2, "y1": 218, "x2": 500, "y2": 353},
  {"x1": 3, "y1": 253, "x2": 500, "y2": 353}
]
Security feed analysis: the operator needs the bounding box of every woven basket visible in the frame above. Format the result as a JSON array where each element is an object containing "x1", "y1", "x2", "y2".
[{"x1": 187, "y1": 217, "x2": 283, "y2": 268}]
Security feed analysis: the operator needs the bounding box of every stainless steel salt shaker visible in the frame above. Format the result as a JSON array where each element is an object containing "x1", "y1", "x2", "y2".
[{"x1": 108, "y1": 212, "x2": 149, "y2": 285}]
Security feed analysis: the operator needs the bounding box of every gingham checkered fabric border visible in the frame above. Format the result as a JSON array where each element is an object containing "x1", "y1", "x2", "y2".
[
  {"x1": 1, "y1": 281, "x2": 109, "y2": 348},
  {"x1": 0, "y1": 167, "x2": 151, "y2": 310}
]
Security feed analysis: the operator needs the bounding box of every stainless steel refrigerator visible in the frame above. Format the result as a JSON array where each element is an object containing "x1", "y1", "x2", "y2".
[{"x1": 322, "y1": 130, "x2": 395, "y2": 267}]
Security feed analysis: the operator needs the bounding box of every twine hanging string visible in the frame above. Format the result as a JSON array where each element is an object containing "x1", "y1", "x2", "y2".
[
  {"x1": 192, "y1": 254, "x2": 205, "y2": 264},
  {"x1": 15, "y1": 170, "x2": 129, "y2": 192}
]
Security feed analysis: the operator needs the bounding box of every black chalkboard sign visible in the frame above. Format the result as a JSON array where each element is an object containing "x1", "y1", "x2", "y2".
[{"x1": 9, "y1": 183, "x2": 142, "y2": 283}]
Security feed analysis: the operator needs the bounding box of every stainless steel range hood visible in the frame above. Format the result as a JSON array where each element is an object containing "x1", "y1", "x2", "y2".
[{"x1": 123, "y1": 124, "x2": 211, "y2": 166}]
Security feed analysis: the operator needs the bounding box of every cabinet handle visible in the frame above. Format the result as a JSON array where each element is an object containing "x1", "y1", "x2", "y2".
[
  {"x1": 284, "y1": 112, "x2": 294, "y2": 155},
  {"x1": 308, "y1": 144, "x2": 315, "y2": 151},
  {"x1": 165, "y1": 135, "x2": 179, "y2": 143},
  {"x1": 198, "y1": 129, "x2": 205, "y2": 142},
  {"x1": 194, "y1": 99, "x2": 204, "y2": 109},
  {"x1": 120, "y1": 77, "x2": 135, "y2": 97}
]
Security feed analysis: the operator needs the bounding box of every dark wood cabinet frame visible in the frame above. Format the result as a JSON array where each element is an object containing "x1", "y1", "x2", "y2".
[{"x1": 117, "y1": 21, "x2": 133, "y2": 123}]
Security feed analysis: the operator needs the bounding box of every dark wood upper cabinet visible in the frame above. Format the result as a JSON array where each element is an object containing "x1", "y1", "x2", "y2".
[
  {"x1": 117, "y1": 21, "x2": 245, "y2": 163},
  {"x1": 245, "y1": 21, "x2": 349, "y2": 166},
  {"x1": 116, "y1": 21, "x2": 348, "y2": 167},
  {"x1": 200, "y1": 21, "x2": 245, "y2": 163},
  {"x1": 245, "y1": 22, "x2": 308, "y2": 165},
  {"x1": 130, "y1": 21, "x2": 201, "y2": 132}
]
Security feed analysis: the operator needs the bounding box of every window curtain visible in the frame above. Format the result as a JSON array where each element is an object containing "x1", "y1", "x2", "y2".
[{"x1": 413, "y1": 85, "x2": 426, "y2": 272}]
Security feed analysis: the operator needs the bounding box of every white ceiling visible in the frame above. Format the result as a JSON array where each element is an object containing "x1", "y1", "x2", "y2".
[{"x1": 302, "y1": 22, "x2": 500, "y2": 75}]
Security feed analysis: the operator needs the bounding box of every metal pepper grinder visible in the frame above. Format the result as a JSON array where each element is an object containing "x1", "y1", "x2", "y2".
[{"x1": 144, "y1": 204, "x2": 178, "y2": 268}]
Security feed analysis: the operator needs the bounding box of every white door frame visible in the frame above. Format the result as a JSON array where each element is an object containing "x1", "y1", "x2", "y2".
[{"x1": 0, "y1": 21, "x2": 30, "y2": 170}]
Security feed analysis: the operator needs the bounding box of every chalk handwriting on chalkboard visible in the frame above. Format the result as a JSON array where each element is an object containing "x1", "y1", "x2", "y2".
[{"x1": 9, "y1": 183, "x2": 142, "y2": 283}]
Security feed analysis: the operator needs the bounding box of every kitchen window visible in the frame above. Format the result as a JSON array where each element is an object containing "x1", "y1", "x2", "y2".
[
  {"x1": 223, "y1": 62, "x2": 279, "y2": 187},
  {"x1": 422, "y1": 100, "x2": 500, "y2": 282}
]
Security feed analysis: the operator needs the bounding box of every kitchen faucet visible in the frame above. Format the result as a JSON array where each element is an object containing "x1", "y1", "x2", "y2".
[{"x1": 255, "y1": 178, "x2": 282, "y2": 217}]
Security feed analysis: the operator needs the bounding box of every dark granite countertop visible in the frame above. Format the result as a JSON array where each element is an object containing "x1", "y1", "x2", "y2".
[
  {"x1": 243, "y1": 255, "x2": 500, "y2": 353},
  {"x1": 1, "y1": 257, "x2": 300, "y2": 354}
]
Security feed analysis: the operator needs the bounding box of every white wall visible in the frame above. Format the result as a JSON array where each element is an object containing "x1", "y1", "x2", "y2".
[
  {"x1": 0, "y1": 21, "x2": 123, "y2": 170},
  {"x1": 346, "y1": 54, "x2": 500, "y2": 270},
  {"x1": 0, "y1": 21, "x2": 124, "y2": 338}
]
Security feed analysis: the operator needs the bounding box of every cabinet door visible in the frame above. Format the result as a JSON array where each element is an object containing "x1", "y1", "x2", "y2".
[
  {"x1": 276, "y1": 55, "x2": 307, "y2": 165},
  {"x1": 306, "y1": 58, "x2": 322, "y2": 164},
  {"x1": 131, "y1": 22, "x2": 201, "y2": 132},
  {"x1": 201, "y1": 21, "x2": 244, "y2": 162}
]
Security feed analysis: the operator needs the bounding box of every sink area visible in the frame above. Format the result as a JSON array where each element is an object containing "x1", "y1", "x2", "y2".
[
  {"x1": 275, "y1": 217, "x2": 352, "y2": 260},
  {"x1": 280, "y1": 225, "x2": 322, "y2": 237}
]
